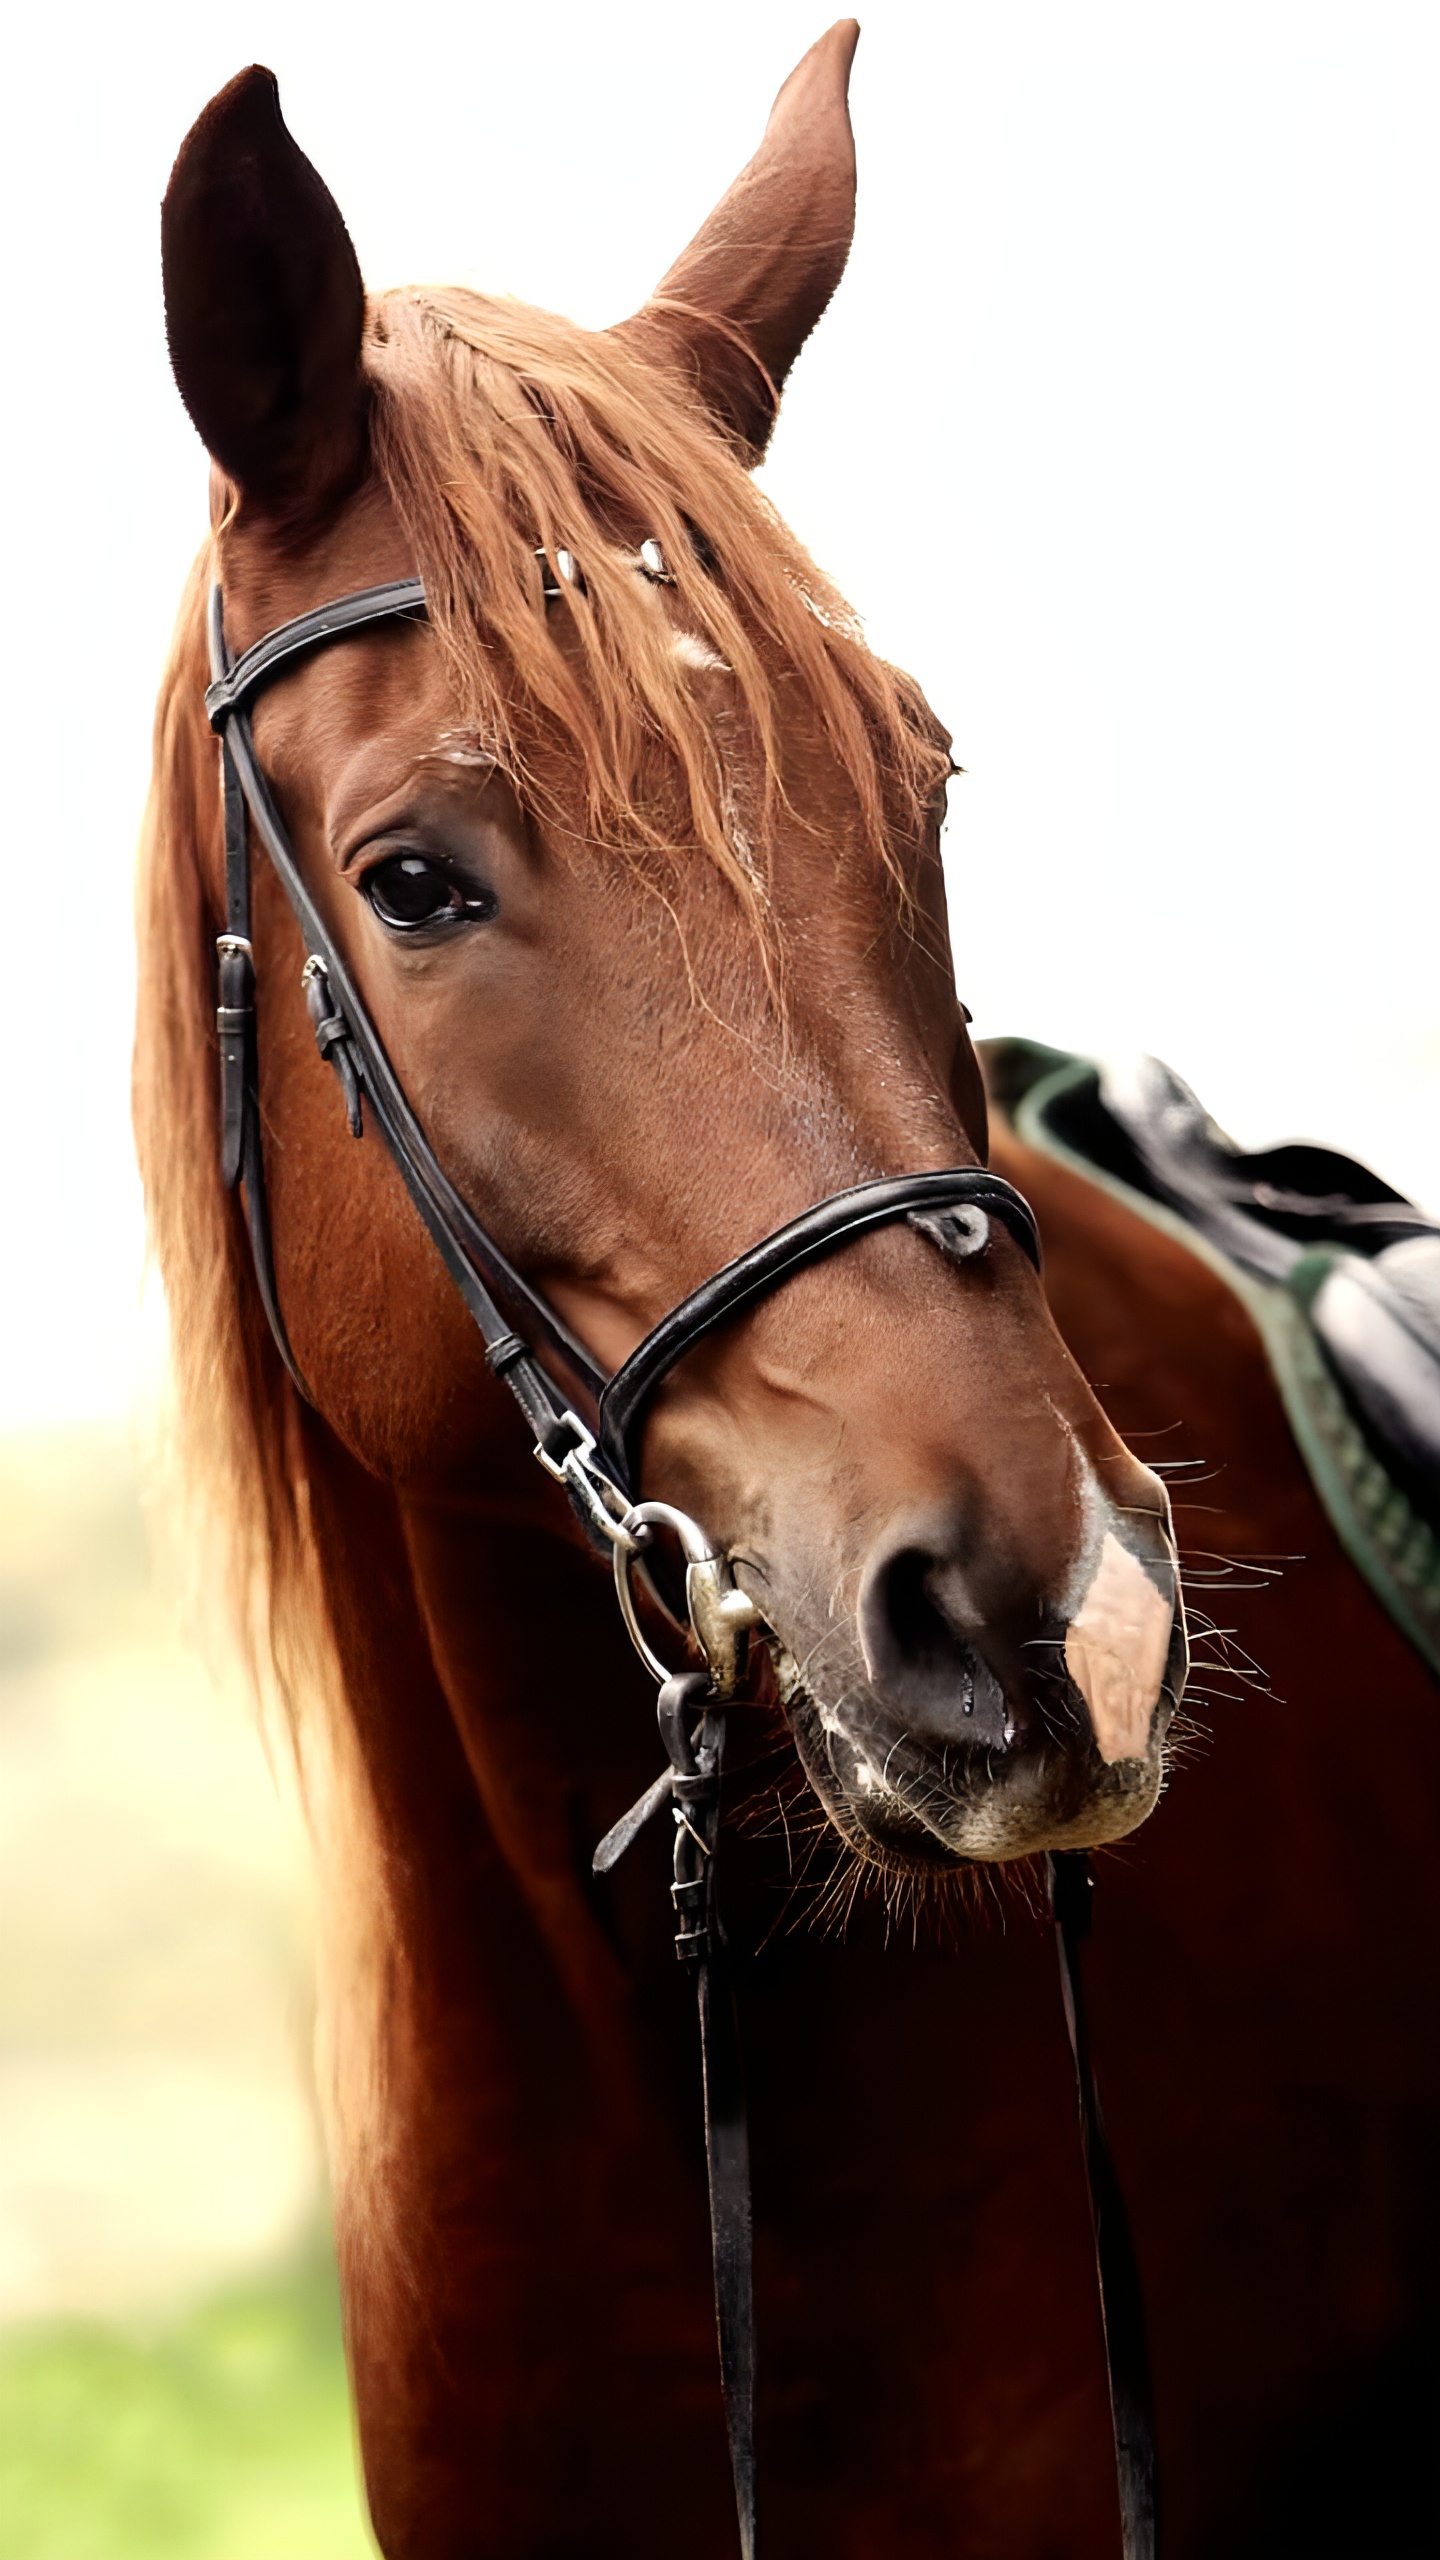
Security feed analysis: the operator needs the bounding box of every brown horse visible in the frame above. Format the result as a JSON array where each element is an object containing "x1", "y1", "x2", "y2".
[{"x1": 136, "y1": 24, "x2": 1436, "y2": 2560}]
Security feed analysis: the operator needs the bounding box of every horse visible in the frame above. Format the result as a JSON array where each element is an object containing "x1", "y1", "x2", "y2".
[{"x1": 135, "y1": 23, "x2": 1436, "y2": 2558}]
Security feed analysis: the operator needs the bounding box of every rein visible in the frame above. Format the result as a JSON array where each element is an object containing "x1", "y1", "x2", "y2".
[{"x1": 205, "y1": 573, "x2": 1156, "y2": 2559}]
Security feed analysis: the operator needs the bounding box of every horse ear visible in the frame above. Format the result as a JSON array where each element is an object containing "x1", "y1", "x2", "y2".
[
  {"x1": 612, "y1": 19, "x2": 860, "y2": 465},
  {"x1": 161, "y1": 66, "x2": 367, "y2": 518}
]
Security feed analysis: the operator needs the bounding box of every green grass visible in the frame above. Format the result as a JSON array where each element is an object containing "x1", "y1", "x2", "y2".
[{"x1": 0, "y1": 2240, "x2": 375, "y2": 2559}]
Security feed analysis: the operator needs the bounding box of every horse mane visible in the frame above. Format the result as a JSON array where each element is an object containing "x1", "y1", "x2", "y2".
[
  {"x1": 134, "y1": 288, "x2": 950, "y2": 1741},
  {"x1": 366, "y1": 286, "x2": 948, "y2": 908},
  {"x1": 135, "y1": 552, "x2": 330, "y2": 1736},
  {"x1": 136, "y1": 568, "x2": 389, "y2": 2183}
]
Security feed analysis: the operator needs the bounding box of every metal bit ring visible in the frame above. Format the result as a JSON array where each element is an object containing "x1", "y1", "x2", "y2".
[{"x1": 614, "y1": 1501, "x2": 765, "y2": 1697}]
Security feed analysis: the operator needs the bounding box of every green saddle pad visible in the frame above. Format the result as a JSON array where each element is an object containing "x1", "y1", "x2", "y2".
[{"x1": 985, "y1": 1038, "x2": 1440, "y2": 1683}]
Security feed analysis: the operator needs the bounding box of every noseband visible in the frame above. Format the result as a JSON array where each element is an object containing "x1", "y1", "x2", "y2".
[{"x1": 204, "y1": 573, "x2": 1154, "y2": 2560}]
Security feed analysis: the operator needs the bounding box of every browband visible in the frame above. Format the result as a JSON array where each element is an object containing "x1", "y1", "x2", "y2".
[{"x1": 204, "y1": 580, "x2": 429, "y2": 726}]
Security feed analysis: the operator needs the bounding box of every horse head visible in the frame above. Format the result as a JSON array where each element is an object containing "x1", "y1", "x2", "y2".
[{"x1": 151, "y1": 23, "x2": 1186, "y2": 1874}]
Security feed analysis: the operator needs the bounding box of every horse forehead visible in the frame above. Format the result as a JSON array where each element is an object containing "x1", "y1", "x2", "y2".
[{"x1": 251, "y1": 628, "x2": 460, "y2": 799}]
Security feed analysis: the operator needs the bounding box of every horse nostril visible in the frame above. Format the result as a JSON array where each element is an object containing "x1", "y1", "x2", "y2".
[{"x1": 860, "y1": 1543, "x2": 1012, "y2": 1747}]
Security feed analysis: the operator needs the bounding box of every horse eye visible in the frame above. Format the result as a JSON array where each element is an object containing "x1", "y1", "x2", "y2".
[{"x1": 365, "y1": 855, "x2": 471, "y2": 929}]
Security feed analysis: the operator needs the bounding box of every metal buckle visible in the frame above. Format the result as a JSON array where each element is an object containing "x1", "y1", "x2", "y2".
[
  {"x1": 533, "y1": 1426, "x2": 766, "y2": 1696},
  {"x1": 534, "y1": 1411, "x2": 642, "y2": 1554},
  {"x1": 533, "y1": 1405, "x2": 599, "y2": 1484}
]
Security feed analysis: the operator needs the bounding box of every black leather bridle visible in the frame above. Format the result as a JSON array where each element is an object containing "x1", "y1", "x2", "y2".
[
  {"x1": 204, "y1": 569, "x2": 1156, "y2": 2559},
  {"x1": 205, "y1": 571, "x2": 1041, "y2": 1501}
]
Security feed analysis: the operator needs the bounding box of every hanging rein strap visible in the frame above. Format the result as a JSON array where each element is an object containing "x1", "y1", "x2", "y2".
[
  {"x1": 1050, "y1": 1852, "x2": 1159, "y2": 2560},
  {"x1": 645, "y1": 1669, "x2": 757, "y2": 2560},
  {"x1": 592, "y1": 1674, "x2": 758, "y2": 2560}
]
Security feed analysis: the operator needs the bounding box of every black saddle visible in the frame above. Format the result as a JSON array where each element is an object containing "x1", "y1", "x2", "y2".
[{"x1": 986, "y1": 1041, "x2": 1440, "y2": 1528}]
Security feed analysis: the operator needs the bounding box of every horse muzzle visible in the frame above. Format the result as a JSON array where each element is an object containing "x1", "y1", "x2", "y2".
[{"x1": 760, "y1": 1496, "x2": 1186, "y2": 1868}]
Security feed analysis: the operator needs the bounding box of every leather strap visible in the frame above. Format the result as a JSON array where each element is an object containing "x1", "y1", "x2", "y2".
[
  {"x1": 217, "y1": 742, "x2": 252, "y2": 1191},
  {"x1": 632, "y1": 1671, "x2": 757, "y2": 2560},
  {"x1": 212, "y1": 653, "x2": 310, "y2": 1395},
  {"x1": 204, "y1": 580, "x2": 428, "y2": 727},
  {"x1": 1050, "y1": 1852, "x2": 1158, "y2": 2560},
  {"x1": 696, "y1": 1895, "x2": 756, "y2": 2560},
  {"x1": 206, "y1": 583, "x2": 608, "y2": 1418},
  {"x1": 596, "y1": 1168, "x2": 1042, "y2": 1488}
]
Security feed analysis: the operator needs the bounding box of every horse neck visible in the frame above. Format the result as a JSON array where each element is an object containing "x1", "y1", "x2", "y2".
[{"x1": 294, "y1": 1409, "x2": 681, "y2": 2129}]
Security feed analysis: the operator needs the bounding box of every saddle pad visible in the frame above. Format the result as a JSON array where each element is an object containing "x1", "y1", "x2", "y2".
[{"x1": 983, "y1": 1039, "x2": 1440, "y2": 1683}]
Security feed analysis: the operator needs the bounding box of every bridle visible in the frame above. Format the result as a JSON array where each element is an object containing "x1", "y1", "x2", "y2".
[{"x1": 205, "y1": 564, "x2": 1156, "y2": 2559}]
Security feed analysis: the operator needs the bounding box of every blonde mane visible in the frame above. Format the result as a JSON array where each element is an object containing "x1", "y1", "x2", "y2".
[{"x1": 135, "y1": 288, "x2": 950, "y2": 1735}]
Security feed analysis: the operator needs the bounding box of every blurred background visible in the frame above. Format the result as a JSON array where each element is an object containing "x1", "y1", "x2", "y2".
[
  {"x1": 1, "y1": 1, "x2": 1435, "y2": 2550},
  {"x1": 0, "y1": 1433, "x2": 367, "y2": 2554}
]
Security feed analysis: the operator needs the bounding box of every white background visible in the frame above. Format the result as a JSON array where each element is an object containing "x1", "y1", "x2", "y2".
[{"x1": 2, "y1": 0, "x2": 1435, "y2": 1426}]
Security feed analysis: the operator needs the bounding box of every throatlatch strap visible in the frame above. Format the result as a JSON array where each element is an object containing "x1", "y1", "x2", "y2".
[
  {"x1": 211, "y1": 605, "x2": 308, "y2": 1396},
  {"x1": 216, "y1": 739, "x2": 251, "y2": 1191},
  {"x1": 1050, "y1": 1853, "x2": 1158, "y2": 2560}
]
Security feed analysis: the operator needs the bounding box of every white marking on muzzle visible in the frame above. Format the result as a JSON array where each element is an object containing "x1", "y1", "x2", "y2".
[{"x1": 1064, "y1": 1532, "x2": 1173, "y2": 1763}]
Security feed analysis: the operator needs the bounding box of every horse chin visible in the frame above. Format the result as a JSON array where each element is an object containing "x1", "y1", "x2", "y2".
[{"x1": 773, "y1": 1650, "x2": 1172, "y2": 1871}]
